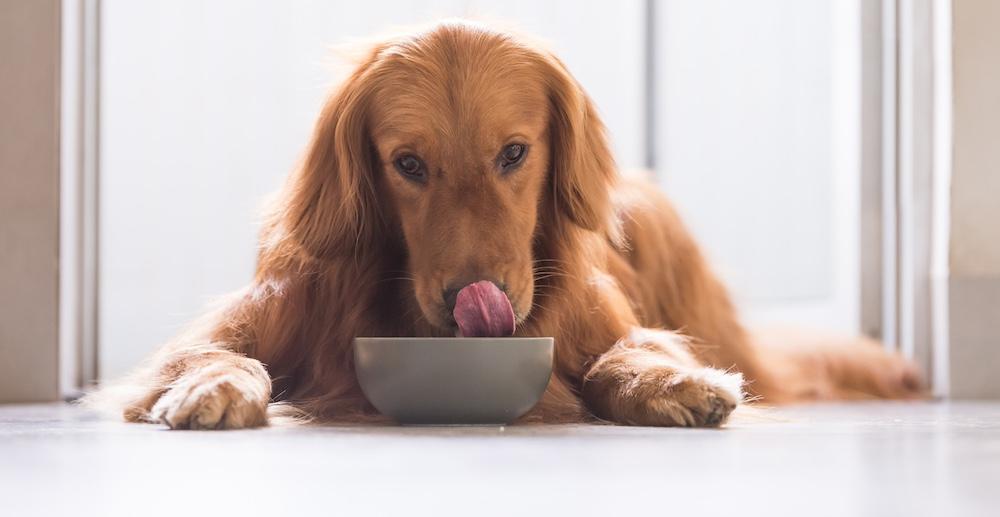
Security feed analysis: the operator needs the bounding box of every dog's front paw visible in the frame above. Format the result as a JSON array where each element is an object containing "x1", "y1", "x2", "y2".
[
  {"x1": 639, "y1": 367, "x2": 743, "y2": 427},
  {"x1": 150, "y1": 362, "x2": 269, "y2": 430},
  {"x1": 583, "y1": 328, "x2": 744, "y2": 427}
]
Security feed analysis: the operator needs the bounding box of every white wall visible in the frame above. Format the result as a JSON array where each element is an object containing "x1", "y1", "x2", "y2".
[
  {"x1": 654, "y1": 0, "x2": 861, "y2": 332},
  {"x1": 98, "y1": 0, "x2": 646, "y2": 379},
  {"x1": 949, "y1": 0, "x2": 1000, "y2": 398}
]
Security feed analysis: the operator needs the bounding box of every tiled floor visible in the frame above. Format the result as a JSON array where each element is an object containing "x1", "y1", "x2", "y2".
[{"x1": 1, "y1": 402, "x2": 998, "y2": 516}]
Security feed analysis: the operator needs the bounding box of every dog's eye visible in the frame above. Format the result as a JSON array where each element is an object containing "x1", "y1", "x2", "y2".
[
  {"x1": 394, "y1": 155, "x2": 426, "y2": 182},
  {"x1": 498, "y1": 143, "x2": 527, "y2": 171}
]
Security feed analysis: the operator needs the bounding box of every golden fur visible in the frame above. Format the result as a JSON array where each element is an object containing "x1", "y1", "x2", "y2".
[{"x1": 89, "y1": 22, "x2": 922, "y2": 429}]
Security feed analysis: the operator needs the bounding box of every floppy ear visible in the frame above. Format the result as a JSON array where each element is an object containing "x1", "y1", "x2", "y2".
[
  {"x1": 277, "y1": 47, "x2": 385, "y2": 259},
  {"x1": 543, "y1": 54, "x2": 617, "y2": 234}
]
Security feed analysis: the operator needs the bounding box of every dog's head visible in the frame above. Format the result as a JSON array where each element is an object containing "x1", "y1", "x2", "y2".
[{"x1": 280, "y1": 22, "x2": 616, "y2": 334}]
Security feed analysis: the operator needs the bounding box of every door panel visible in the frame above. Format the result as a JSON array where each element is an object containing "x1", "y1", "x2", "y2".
[{"x1": 653, "y1": 0, "x2": 861, "y2": 333}]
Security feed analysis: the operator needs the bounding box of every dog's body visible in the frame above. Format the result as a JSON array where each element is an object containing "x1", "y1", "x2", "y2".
[{"x1": 95, "y1": 22, "x2": 921, "y2": 429}]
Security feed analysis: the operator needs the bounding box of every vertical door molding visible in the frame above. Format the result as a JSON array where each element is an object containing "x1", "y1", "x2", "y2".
[{"x1": 59, "y1": 0, "x2": 101, "y2": 398}]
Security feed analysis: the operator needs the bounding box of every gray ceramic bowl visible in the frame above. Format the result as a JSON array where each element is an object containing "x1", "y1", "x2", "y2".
[{"x1": 354, "y1": 337, "x2": 553, "y2": 425}]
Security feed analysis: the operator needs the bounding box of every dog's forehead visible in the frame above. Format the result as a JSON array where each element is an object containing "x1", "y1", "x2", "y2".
[{"x1": 369, "y1": 44, "x2": 549, "y2": 145}]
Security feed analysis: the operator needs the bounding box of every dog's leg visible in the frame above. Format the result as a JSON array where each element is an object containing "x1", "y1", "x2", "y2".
[
  {"x1": 98, "y1": 348, "x2": 272, "y2": 430},
  {"x1": 751, "y1": 327, "x2": 925, "y2": 401},
  {"x1": 581, "y1": 327, "x2": 744, "y2": 427},
  {"x1": 142, "y1": 349, "x2": 271, "y2": 430},
  {"x1": 95, "y1": 287, "x2": 283, "y2": 430}
]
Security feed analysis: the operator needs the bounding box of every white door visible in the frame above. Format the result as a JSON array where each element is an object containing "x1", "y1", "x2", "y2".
[{"x1": 653, "y1": 0, "x2": 862, "y2": 334}]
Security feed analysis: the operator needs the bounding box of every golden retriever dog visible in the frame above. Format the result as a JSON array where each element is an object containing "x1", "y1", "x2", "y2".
[{"x1": 92, "y1": 21, "x2": 922, "y2": 429}]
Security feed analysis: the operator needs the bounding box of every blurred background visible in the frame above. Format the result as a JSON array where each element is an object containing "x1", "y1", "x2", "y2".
[{"x1": 2, "y1": 0, "x2": 997, "y2": 402}]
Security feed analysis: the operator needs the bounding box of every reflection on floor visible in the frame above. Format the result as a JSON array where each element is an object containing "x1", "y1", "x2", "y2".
[{"x1": 1, "y1": 402, "x2": 998, "y2": 516}]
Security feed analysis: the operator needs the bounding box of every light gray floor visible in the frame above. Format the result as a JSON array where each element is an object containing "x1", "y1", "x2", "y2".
[{"x1": 1, "y1": 402, "x2": 998, "y2": 517}]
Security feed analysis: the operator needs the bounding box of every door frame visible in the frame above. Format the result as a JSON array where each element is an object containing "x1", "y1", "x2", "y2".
[{"x1": 866, "y1": 0, "x2": 951, "y2": 396}]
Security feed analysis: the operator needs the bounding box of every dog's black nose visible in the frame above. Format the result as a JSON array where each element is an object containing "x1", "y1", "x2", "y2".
[{"x1": 442, "y1": 287, "x2": 461, "y2": 314}]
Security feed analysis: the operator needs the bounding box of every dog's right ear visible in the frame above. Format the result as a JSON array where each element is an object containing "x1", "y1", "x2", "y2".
[{"x1": 276, "y1": 45, "x2": 386, "y2": 259}]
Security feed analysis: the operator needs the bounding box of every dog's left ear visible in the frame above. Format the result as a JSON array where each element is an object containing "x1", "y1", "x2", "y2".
[{"x1": 541, "y1": 53, "x2": 617, "y2": 234}]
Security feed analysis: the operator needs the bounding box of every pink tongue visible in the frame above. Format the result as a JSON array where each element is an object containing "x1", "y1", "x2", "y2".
[{"x1": 453, "y1": 280, "x2": 515, "y2": 337}]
